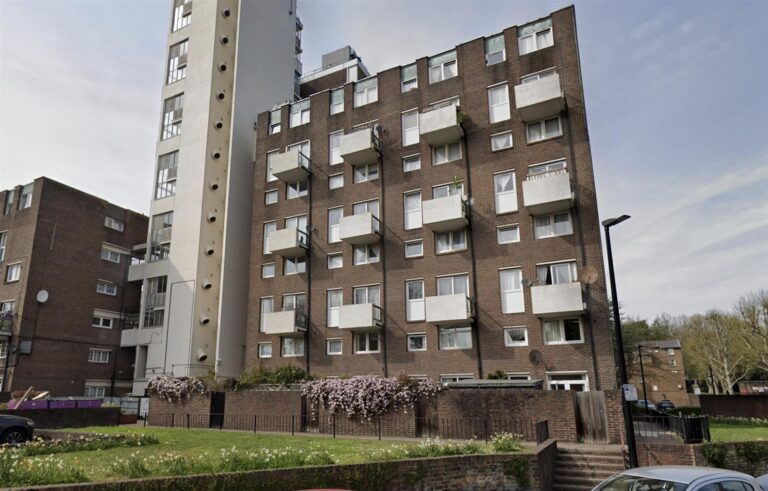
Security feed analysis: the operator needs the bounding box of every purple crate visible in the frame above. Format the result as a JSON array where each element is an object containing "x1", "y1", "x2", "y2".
[
  {"x1": 49, "y1": 400, "x2": 77, "y2": 409},
  {"x1": 18, "y1": 400, "x2": 49, "y2": 410},
  {"x1": 76, "y1": 400, "x2": 102, "y2": 409},
  {"x1": 6, "y1": 400, "x2": 19, "y2": 410}
]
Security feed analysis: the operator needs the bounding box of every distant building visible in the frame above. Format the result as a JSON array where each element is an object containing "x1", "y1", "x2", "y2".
[
  {"x1": 0, "y1": 178, "x2": 147, "y2": 396},
  {"x1": 630, "y1": 339, "x2": 689, "y2": 407}
]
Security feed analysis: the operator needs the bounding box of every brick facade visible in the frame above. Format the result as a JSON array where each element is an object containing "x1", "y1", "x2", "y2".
[
  {"x1": 637, "y1": 441, "x2": 768, "y2": 476},
  {"x1": 628, "y1": 340, "x2": 689, "y2": 407},
  {"x1": 699, "y1": 394, "x2": 768, "y2": 418}
]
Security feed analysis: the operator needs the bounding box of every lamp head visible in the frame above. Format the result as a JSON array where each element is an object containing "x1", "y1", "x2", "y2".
[{"x1": 602, "y1": 215, "x2": 631, "y2": 228}]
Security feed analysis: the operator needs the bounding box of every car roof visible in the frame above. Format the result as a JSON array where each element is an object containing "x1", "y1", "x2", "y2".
[{"x1": 622, "y1": 466, "x2": 754, "y2": 484}]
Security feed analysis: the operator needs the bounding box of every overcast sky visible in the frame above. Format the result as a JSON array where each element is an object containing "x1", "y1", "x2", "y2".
[{"x1": 1, "y1": 0, "x2": 766, "y2": 321}]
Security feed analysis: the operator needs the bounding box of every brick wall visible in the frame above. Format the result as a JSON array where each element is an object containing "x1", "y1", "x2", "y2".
[
  {"x1": 638, "y1": 441, "x2": 768, "y2": 476},
  {"x1": 0, "y1": 408, "x2": 120, "y2": 429},
  {"x1": 315, "y1": 404, "x2": 417, "y2": 438},
  {"x1": 699, "y1": 395, "x2": 768, "y2": 418}
]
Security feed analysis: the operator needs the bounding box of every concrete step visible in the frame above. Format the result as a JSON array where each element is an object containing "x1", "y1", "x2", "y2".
[
  {"x1": 555, "y1": 467, "x2": 620, "y2": 479},
  {"x1": 556, "y1": 458, "x2": 625, "y2": 470},
  {"x1": 557, "y1": 455, "x2": 625, "y2": 466}
]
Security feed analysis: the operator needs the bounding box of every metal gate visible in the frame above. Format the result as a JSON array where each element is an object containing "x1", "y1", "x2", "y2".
[
  {"x1": 575, "y1": 391, "x2": 609, "y2": 443},
  {"x1": 209, "y1": 392, "x2": 225, "y2": 428}
]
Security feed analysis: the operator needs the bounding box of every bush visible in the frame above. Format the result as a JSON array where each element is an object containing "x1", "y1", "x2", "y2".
[
  {"x1": 20, "y1": 433, "x2": 158, "y2": 456},
  {"x1": 711, "y1": 416, "x2": 768, "y2": 426},
  {"x1": 0, "y1": 450, "x2": 88, "y2": 486},
  {"x1": 146, "y1": 375, "x2": 207, "y2": 403},
  {"x1": 367, "y1": 439, "x2": 482, "y2": 461},
  {"x1": 701, "y1": 442, "x2": 728, "y2": 468},
  {"x1": 236, "y1": 365, "x2": 311, "y2": 389},
  {"x1": 490, "y1": 432, "x2": 523, "y2": 452},
  {"x1": 486, "y1": 370, "x2": 508, "y2": 380}
]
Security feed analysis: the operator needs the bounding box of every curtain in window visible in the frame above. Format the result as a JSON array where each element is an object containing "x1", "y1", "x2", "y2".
[{"x1": 485, "y1": 34, "x2": 504, "y2": 54}]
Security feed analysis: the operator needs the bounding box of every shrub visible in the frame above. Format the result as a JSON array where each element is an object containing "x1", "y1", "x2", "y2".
[
  {"x1": 486, "y1": 370, "x2": 508, "y2": 380},
  {"x1": 711, "y1": 416, "x2": 768, "y2": 426},
  {"x1": 367, "y1": 439, "x2": 482, "y2": 461},
  {"x1": 0, "y1": 450, "x2": 88, "y2": 486},
  {"x1": 21, "y1": 433, "x2": 158, "y2": 456},
  {"x1": 490, "y1": 432, "x2": 523, "y2": 452},
  {"x1": 146, "y1": 375, "x2": 207, "y2": 403},
  {"x1": 701, "y1": 442, "x2": 728, "y2": 468},
  {"x1": 236, "y1": 365, "x2": 311, "y2": 389}
]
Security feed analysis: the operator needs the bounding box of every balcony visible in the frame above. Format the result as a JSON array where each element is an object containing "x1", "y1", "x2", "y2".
[
  {"x1": 340, "y1": 127, "x2": 380, "y2": 166},
  {"x1": 338, "y1": 304, "x2": 383, "y2": 331},
  {"x1": 269, "y1": 228, "x2": 308, "y2": 257},
  {"x1": 128, "y1": 263, "x2": 145, "y2": 282},
  {"x1": 120, "y1": 326, "x2": 161, "y2": 347},
  {"x1": 271, "y1": 148, "x2": 310, "y2": 183},
  {"x1": 339, "y1": 213, "x2": 381, "y2": 245},
  {"x1": 522, "y1": 169, "x2": 574, "y2": 215},
  {"x1": 514, "y1": 73, "x2": 566, "y2": 122},
  {"x1": 262, "y1": 310, "x2": 307, "y2": 336},
  {"x1": 419, "y1": 104, "x2": 464, "y2": 146},
  {"x1": 425, "y1": 294, "x2": 473, "y2": 325},
  {"x1": 531, "y1": 282, "x2": 585, "y2": 318},
  {"x1": 422, "y1": 194, "x2": 468, "y2": 232}
]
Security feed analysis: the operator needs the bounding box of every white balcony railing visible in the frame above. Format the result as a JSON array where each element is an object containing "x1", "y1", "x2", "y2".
[
  {"x1": 338, "y1": 303, "x2": 383, "y2": 331},
  {"x1": 271, "y1": 148, "x2": 310, "y2": 183},
  {"x1": 422, "y1": 194, "x2": 468, "y2": 232},
  {"x1": 514, "y1": 73, "x2": 565, "y2": 122},
  {"x1": 530, "y1": 282, "x2": 585, "y2": 318},
  {"x1": 339, "y1": 213, "x2": 381, "y2": 245},
  {"x1": 425, "y1": 294, "x2": 473, "y2": 325},
  {"x1": 522, "y1": 169, "x2": 574, "y2": 215}
]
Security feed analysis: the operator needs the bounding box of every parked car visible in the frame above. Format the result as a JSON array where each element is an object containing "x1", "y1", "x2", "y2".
[
  {"x1": 635, "y1": 399, "x2": 658, "y2": 411},
  {"x1": 658, "y1": 399, "x2": 676, "y2": 411},
  {"x1": 592, "y1": 466, "x2": 768, "y2": 491},
  {"x1": 0, "y1": 414, "x2": 35, "y2": 444}
]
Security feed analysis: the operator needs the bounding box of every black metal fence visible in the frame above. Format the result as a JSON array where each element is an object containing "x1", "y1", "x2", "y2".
[
  {"x1": 140, "y1": 413, "x2": 549, "y2": 444},
  {"x1": 633, "y1": 414, "x2": 710, "y2": 443}
]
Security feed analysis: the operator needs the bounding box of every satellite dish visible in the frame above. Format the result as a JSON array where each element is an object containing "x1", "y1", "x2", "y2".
[
  {"x1": 521, "y1": 278, "x2": 533, "y2": 288},
  {"x1": 528, "y1": 350, "x2": 543, "y2": 365},
  {"x1": 579, "y1": 266, "x2": 599, "y2": 285},
  {"x1": 36, "y1": 290, "x2": 49, "y2": 304}
]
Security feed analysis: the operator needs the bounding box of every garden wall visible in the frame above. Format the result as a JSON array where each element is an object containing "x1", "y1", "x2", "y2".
[
  {"x1": 0, "y1": 408, "x2": 119, "y2": 428},
  {"x1": 699, "y1": 394, "x2": 768, "y2": 418},
  {"x1": 637, "y1": 441, "x2": 768, "y2": 476}
]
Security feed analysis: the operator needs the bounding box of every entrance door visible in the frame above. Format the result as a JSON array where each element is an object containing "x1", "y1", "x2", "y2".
[{"x1": 209, "y1": 392, "x2": 225, "y2": 428}]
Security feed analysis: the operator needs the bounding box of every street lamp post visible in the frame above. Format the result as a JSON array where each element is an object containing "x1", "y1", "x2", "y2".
[
  {"x1": 638, "y1": 345, "x2": 649, "y2": 415},
  {"x1": 602, "y1": 214, "x2": 638, "y2": 468}
]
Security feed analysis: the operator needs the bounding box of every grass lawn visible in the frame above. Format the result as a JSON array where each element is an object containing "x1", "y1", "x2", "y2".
[{"x1": 710, "y1": 422, "x2": 768, "y2": 442}]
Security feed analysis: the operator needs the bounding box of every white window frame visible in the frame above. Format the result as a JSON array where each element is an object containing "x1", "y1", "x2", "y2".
[
  {"x1": 263, "y1": 221, "x2": 277, "y2": 254},
  {"x1": 439, "y1": 326, "x2": 472, "y2": 350},
  {"x1": 526, "y1": 116, "x2": 562, "y2": 143},
  {"x1": 546, "y1": 371, "x2": 589, "y2": 391},
  {"x1": 100, "y1": 247, "x2": 121, "y2": 264},
  {"x1": 428, "y1": 50, "x2": 458, "y2": 84},
  {"x1": 96, "y1": 280, "x2": 116, "y2": 296},
  {"x1": 521, "y1": 67, "x2": 557, "y2": 84},
  {"x1": 353, "y1": 284, "x2": 381, "y2": 306},
  {"x1": 432, "y1": 181, "x2": 464, "y2": 198},
  {"x1": 327, "y1": 289, "x2": 342, "y2": 328},
  {"x1": 494, "y1": 170, "x2": 518, "y2": 214},
  {"x1": 88, "y1": 349, "x2": 110, "y2": 364},
  {"x1": 258, "y1": 342, "x2": 272, "y2": 359},
  {"x1": 491, "y1": 131, "x2": 513, "y2": 152},
  {"x1": 329, "y1": 131, "x2": 343, "y2": 165},
  {"x1": 84, "y1": 386, "x2": 106, "y2": 398},
  {"x1": 284, "y1": 256, "x2": 306, "y2": 276},
  {"x1": 537, "y1": 260, "x2": 578, "y2": 285},
  {"x1": 543, "y1": 319, "x2": 584, "y2": 345},
  {"x1": 436, "y1": 273, "x2": 469, "y2": 296},
  {"x1": 327, "y1": 253, "x2": 343, "y2": 270},
  {"x1": 282, "y1": 337, "x2": 305, "y2": 357},
  {"x1": 440, "y1": 374, "x2": 474, "y2": 385},
  {"x1": 487, "y1": 83, "x2": 511, "y2": 123},
  {"x1": 329, "y1": 173, "x2": 344, "y2": 190},
  {"x1": 265, "y1": 189, "x2": 278, "y2": 205},
  {"x1": 354, "y1": 77, "x2": 378, "y2": 107},
  {"x1": 499, "y1": 267, "x2": 524, "y2": 314},
  {"x1": 268, "y1": 109, "x2": 281, "y2": 134},
  {"x1": 104, "y1": 216, "x2": 124, "y2": 232},
  {"x1": 0, "y1": 231, "x2": 6, "y2": 261},
  {"x1": 353, "y1": 332, "x2": 380, "y2": 354},
  {"x1": 328, "y1": 207, "x2": 343, "y2": 243},
  {"x1": 286, "y1": 180, "x2": 309, "y2": 200},
  {"x1": 353, "y1": 244, "x2": 380, "y2": 265},
  {"x1": 353, "y1": 163, "x2": 379, "y2": 183},
  {"x1": 485, "y1": 34, "x2": 506, "y2": 65},
  {"x1": 266, "y1": 150, "x2": 279, "y2": 182},
  {"x1": 326, "y1": 338, "x2": 343, "y2": 356},
  {"x1": 435, "y1": 229, "x2": 467, "y2": 254},
  {"x1": 504, "y1": 327, "x2": 528, "y2": 347},
  {"x1": 432, "y1": 142, "x2": 462, "y2": 165},
  {"x1": 403, "y1": 191, "x2": 422, "y2": 230},
  {"x1": 403, "y1": 154, "x2": 421, "y2": 172},
  {"x1": 497, "y1": 224, "x2": 520, "y2": 244},
  {"x1": 407, "y1": 333, "x2": 427, "y2": 352},
  {"x1": 404, "y1": 240, "x2": 424, "y2": 259},
  {"x1": 534, "y1": 212, "x2": 573, "y2": 239},
  {"x1": 259, "y1": 297, "x2": 273, "y2": 332},
  {"x1": 289, "y1": 100, "x2": 310, "y2": 128},
  {"x1": 401, "y1": 64, "x2": 418, "y2": 92},
  {"x1": 92, "y1": 316, "x2": 114, "y2": 329},
  {"x1": 401, "y1": 110, "x2": 419, "y2": 147},
  {"x1": 330, "y1": 88, "x2": 344, "y2": 115},
  {"x1": 518, "y1": 18, "x2": 554, "y2": 56},
  {"x1": 406, "y1": 279, "x2": 425, "y2": 321},
  {"x1": 528, "y1": 158, "x2": 566, "y2": 176},
  {"x1": 261, "y1": 263, "x2": 276, "y2": 279}
]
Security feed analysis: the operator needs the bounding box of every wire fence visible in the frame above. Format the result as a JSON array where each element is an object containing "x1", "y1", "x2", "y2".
[
  {"x1": 633, "y1": 414, "x2": 710, "y2": 443},
  {"x1": 139, "y1": 413, "x2": 549, "y2": 444}
]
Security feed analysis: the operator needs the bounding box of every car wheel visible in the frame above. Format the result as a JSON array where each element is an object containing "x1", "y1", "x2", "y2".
[{"x1": 2, "y1": 428, "x2": 28, "y2": 445}]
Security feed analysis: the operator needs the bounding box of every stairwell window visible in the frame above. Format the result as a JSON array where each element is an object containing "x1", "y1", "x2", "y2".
[
  {"x1": 401, "y1": 64, "x2": 418, "y2": 92},
  {"x1": 534, "y1": 212, "x2": 572, "y2": 239},
  {"x1": 402, "y1": 110, "x2": 419, "y2": 146},
  {"x1": 543, "y1": 319, "x2": 583, "y2": 345},
  {"x1": 289, "y1": 99, "x2": 310, "y2": 127},
  {"x1": 161, "y1": 94, "x2": 184, "y2": 140},
  {"x1": 172, "y1": 0, "x2": 192, "y2": 32},
  {"x1": 406, "y1": 279, "x2": 425, "y2": 321},
  {"x1": 499, "y1": 267, "x2": 524, "y2": 313},
  {"x1": 167, "y1": 39, "x2": 188, "y2": 84},
  {"x1": 494, "y1": 171, "x2": 517, "y2": 214},
  {"x1": 488, "y1": 83, "x2": 511, "y2": 123},
  {"x1": 403, "y1": 191, "x2": 422, "y2": 230},
  {"x1": 526, "y1": 117, "x2": 562, "y2": 143},
  {"x1": 354, "y1": 78, "x2": 378, "y2": 107},
  {"x1": 96, "y1": 280, "x2": 116, "y2": 296},
  {"x1": 328, "y1": 208, "x2": 343, "y2": 243},
  {"x1": 518, "y1": 18, "x2": 553, "y2": 55},
  {"x1": 485, "y1": 34, "x2": 505, "y2": 65},
  {"x1": 330, "y1": 88, "x2": 344, "y2": 115},
  {"x1": 428, "y1": 50, "x2": 457, "y2": 84}
]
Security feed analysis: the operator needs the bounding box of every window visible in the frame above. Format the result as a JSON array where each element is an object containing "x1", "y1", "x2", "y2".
[
  {"x1": 266, "y1": 151, "x2": 278, "y2": 182},
  {"x1": 287, "y1": 180, "x2": 308, "y2": 199},
  {"x1": 284, "y1": 256, "x2": 306, "y2": 275},
  {"x1": 405, "y1": 240, "x2": 423, "y2": 259},
  {"x1": 330, "y1": 88, "x2": 344, "y2": 115},
  {"x1": 354, "y1": 78, "x2": 378, "y2": 107},
  {"x1": 2, "y1": 191, "x2": 12, "y2": 215},
  {"x1": 261, "y1": 263, "x2": 275, "y2": 278},
  {"x1": 439, "y1": 326, "x2": 472, "y2": 350},
  {"x1": 494, "y1": 171, "x2": 517, "y2": 214},
  {"x1": 401, "y1": 64, "x2": 418, "y2": 92},
  {"x1": 401, "y1": 110, "x2": 419, "y2": 146},
  {"x1": 259, "y1": 297, "x2": 273, "y2": 332},
  {"x1": 328, "y1": 208, "x2": 343, "y2": 243},
  {"x1": 669, "y1": 358, "x2": 677, "y2": 367},
  {"x1": 161, "y1": 93, "x2": 184, "y2": 140},
  {"x1": 85, "y1": 386, "x2": 106, "y2": 398},
  {"x1": 269, "y1": 109, "x2": 281, "y2": 134},
  {"x1": 346, "y1": 66, "x2": 358, "y2": 83},
  {"x1": 167, "y1": 39, "x2": 188, "y2": 84},
  {"x1": 353, "y1": 199, "x2": 379, "y2": 218},
  {"x1": 353, "y1": 244, "x2": 380, "y2": 265},
  {"x1": 96, "y1": 280, "x2": 117, "y2": 296},
  {"x1": 327, "y1": 289, "x2": 342, "y2": 327},
  {"x1": 485, "y1": 34, "x2": 505, "y2": 65},
  {"x1": 104, "y1": 216, "x2": 124, "y2": 231},
  {"x1": 282, "y1": 293, "x2": 305, "y2": 313},
  {"x1": 488, "y1": 84, "x2": 510, "y2": 123},
  {"x1": 428, "y1": 50, "x2": 457, "y2": 83},
  {"x1": 529, "y1": 158, "x2": 566, "y2": 176},
  {"x1": 353, "y1": 285, "x2": 380, "y2": 305},
  {"x1": 92, "y1": 315, "x2": 113, "y2": 329},
  {"x1": 403, "y1": 155, "x2": 421, "y2": 172},
  {"x1": 329, "y1": 173, "x2": 344, "y2": 190},
  {"x1": 354, "y1": 332, "x2": 380, "y2": 353},
  {"x1": 506, "y1": 373, "x2": 532, "y2": 381},
  {"x1": 353, "y1": 163, "x2": 379, "y2": 183},
  {"x1": 436, "y1": 229, "x2": 466, "y2": 254},
  {"x1": 0, "y1": 340, "x2": 7, "y2": 358},
  {"x1": 88, "y1": 349, "x2": 110, "y2": 363},
  {"x1": 18, "y1": 184, "x2": 33, "y2": 210},
  {"x1": 406, "y1": 279, "x2": 425, "y2": 321},
  {"x1": 527, "y1": 117, "x2": 562, "y2": 143},
  {"x1": 403, "y1": 191, "x2": 422, "y2": 230},
  {"x1": 437, "y1": 274, "x2": 468, "y2": 296},
  {"x1": 172, "y1": 0, "x2": 192, "y2": 31},
  {"x1": 289, "y1": 99, "x2": 310, "y2": 127},
  {"x1": 491, "y1": 132, "x2": 513, "y2": 151},
  {"x1": 282, "y1": 337, "x2": 304, "y2": 357},
  {"x1": 497, "y1": 225, "x2": 520, "y2": 244},
  {"x1": 537, "y1": 261, "x2": 577, "y2": 285},
  {"x1": 0, "y1": 231, "x2": 7, "y2": 261},
  {"x1": 500, "y1": 268, "x2": 524, "y2": 313},
  {"x1": 329, "y1": 132, "x2": 343, "y2": 165},
  {"x1": 407, "y1": 333, "x2": 427, "y2": 352},
  {"x1": 433, "y1": 181, "x2": 464, "y2": 198},
  {"x1": 667, "y1": 348, "x2": 676, "y2": 356},
  {"x1": 543, "y1": 319, "x2": 583, "y2": 344},
  {"x1": 101, "y1": 247, "x2": 121, "y2": 264},
  {"x1": 149, "y1": 211, "x2": 173, "y2": 262},
  {"x1": 504, "y1": 327, "x2": 528, "y2": 347},
  {"x1": 327, "y1": 253, "x2": 343, "y2": 269},
  {"x1": 143, "y1": 276, "x2": 167, "y2": 327},
  {"x1": 155, "y1": 151, "x2": 178, "y2": 199},
  {"x1": 521, "y1": 68, "x2": 557, "y2": 84},
  {"x1": 547, "y1": 372, "x2": 588, "y2": 391},
  {"x1": 440, "y1": 374, "x2": 474, "y2": 384},
  {"x1": 258, "y1": 342, "x2": 272, "y2": 358},
  {"x1": 432, "y1": 142, "x2": 461, "y2": 165},
  {"x1": 263, "y1": 221, "x2": 276, "y2": 254},
  {"x1": 534, "y1": 212, "x2": 572, "y2": 239},
  {"x1": 327, "y1": 338, "x2": 342, "y2": 355},
  {"x1": 265, "y1": 190, "x2": 278, "y2": 205},
  {"x1": 5, "y1": 264, "x2": 20, "y2": 283},
  {"x1": 518, "y1": 18, "x2": 553, "y2": 55}
]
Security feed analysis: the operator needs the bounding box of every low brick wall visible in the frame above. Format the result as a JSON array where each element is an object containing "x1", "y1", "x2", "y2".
[
  {"x1": 535, "y1": 439, "x2": 558, "y2": 491},
  {"x1": 21, "y1": 450, "x2": 550, "y2": 491},
  {"x1": 0, "y1": 408, "x2": 120, "y2": 429},
  {"x1": 314, "y1": 405, "x2": 417, "y2": 438},
  {"x1": 699, "y1": 394, "x2": 768, "y2": 418},
  {"x1": 638, "y1": 441, "x2": 768, "y2": 476}
]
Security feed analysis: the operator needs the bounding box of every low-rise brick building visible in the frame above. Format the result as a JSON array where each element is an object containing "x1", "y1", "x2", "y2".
[{"x1": 630, "y1": 339, "x2": 689, "y2": 407}]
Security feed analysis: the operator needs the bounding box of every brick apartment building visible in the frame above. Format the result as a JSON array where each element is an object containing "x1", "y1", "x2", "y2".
[
  {"x1": 0, "y1": 178, "x2": 147, "y2": 396},
  {"x1": 246, "y1": 6, "x2": 617, "y2": 390},
  {"x1": 630, "y1": 339, "x2": 690, "y2": 407}
]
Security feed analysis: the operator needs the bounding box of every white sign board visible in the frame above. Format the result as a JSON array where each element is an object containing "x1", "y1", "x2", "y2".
[{"x1": 622, "y1": 384, "x2": 638, "y2": 402}]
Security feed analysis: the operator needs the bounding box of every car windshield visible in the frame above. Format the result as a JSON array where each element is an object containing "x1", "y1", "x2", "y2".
[{"x1": 595, "y1": 475, "x2": 687, "y2": 491}]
